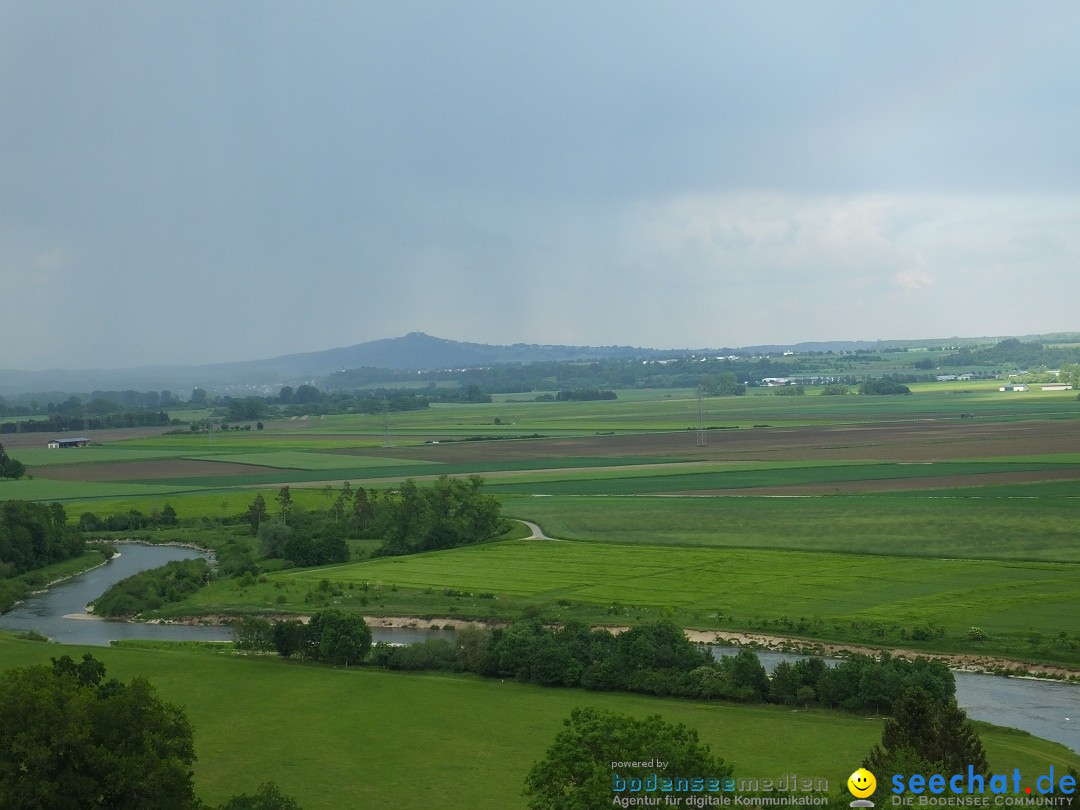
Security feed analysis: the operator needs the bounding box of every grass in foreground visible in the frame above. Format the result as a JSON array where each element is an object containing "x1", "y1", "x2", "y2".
[{"x1": 0, "y1": 635, "x2": 1075, "y2": 809}]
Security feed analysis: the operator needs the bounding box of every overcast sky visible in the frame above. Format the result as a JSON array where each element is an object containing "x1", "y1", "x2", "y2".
[{"x1": 3, "y1": 2, "x2": 1079, "y2": 370}]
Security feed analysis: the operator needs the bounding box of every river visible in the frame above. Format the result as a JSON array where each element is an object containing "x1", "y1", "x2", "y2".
[{"x1": 2, "y1": 544, "x2": 1077, "y2": 754}]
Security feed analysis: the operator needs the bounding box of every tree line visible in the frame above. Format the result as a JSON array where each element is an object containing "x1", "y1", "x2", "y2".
[
  {"x1": 0, "y1": 500, "x2": 88, "y2": 612},
  {"x1": 236, "y1": 615, "x2": 954, "y2": 715},
  {"x1": 0, "y1": 500, "x2": 83, "y2": 579},
  {"x1": 250, "y1": 476, "x2": 507, "y2": 566},
  {"x1": 0, "y1": 409, "x2": 173, "y2": 434}
]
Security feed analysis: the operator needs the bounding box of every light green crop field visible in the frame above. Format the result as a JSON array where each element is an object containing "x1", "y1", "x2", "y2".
[
  {"x1": 0, "y1": 636, "x2": 1074, "y2": 809},
  {"x1": 484, "y1": 460, "x2": 1080, "y2": 496},
  {"x1": 182, "y1": 539, "x2": 1079, "y2": 659},
  {"x1": 498, "y1": 495, "x2": 1080, "y2": 562}
]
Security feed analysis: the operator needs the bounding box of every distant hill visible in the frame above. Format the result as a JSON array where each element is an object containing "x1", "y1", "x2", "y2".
[
  {"x1": 0, "y1": 333, "x2": 682, "y2": 397},
  {"x1": 2, "y1": 331, "x2": 1078, "y2": 398}
]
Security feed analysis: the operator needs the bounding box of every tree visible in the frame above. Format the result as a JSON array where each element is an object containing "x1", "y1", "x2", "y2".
[
  {"x1": 0, "y1": 500, "x2": 83, "y2": 575},
  {"x1": 271, "y1": 619, "x2": 307, "y2": 659},
  {"x1": 0, "y1": 443, "x2": 26, "y2": 479},
  {"x1": 231, "y1": 616, "x2": 275, "y2": 651},
  {"x1": 0, "y1": 654, "x2": 198, "y2": 809},
  {"x1": 259, "y1": 521, "x2": 289, "y2": 558},
  {"x1": 523, "y1": 706, "x2": 733, "y2": 809},
  {"x1": 331, "y1": 481, "x2": 353, "y2": 520},
  {"x1": 862, "y1": 687, "x2": 989, "y2": 802},
  {"x1": 293, "y1": 384, "x2": 321, "y2": 404},
  {"x1": 306, "y1": 609, "x2": 372, "y2": 666},
  {"x1": 246, "y1": 494, "x2": 268, "y2": 535},
  {"x1": 159, "y1": 503, "x2": 178, "y2": 526},
  {"x1": 276, "y1": 486, "x2": 292, "y2": 525}
]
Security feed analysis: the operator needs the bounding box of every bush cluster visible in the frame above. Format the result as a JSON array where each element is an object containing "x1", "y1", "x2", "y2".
[
  {"x1": 91, "y1": 558, "x2": 209, "y2": 617},
  {"x1": 362, "y1": 618, "x2": 956, "y2": 712}
]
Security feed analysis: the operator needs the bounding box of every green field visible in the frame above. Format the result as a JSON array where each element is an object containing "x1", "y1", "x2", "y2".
[
  {"x1": 180, "y1": 538, "x2": 1079, "y2": 662},
  {"x1": 498, "y1": 495, "x2": 1080, "y2": 562},
  {"x1": 0, "y1": 477, "x2": 204, "y2": 501},
  {"x1": 0, "y1": 635, "x2": 1074, "y2": 809},
  {"x1": 6, "y1": 386, "x2": 1080, "y2": 666}
]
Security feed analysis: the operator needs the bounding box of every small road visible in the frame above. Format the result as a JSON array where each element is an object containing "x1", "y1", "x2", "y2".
[{"x1": 518, "y1": 519, "x2": 563, "y2": 541}]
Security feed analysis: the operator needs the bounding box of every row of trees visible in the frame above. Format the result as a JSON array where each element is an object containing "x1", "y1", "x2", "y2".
[
  {"x1": 0, "y1": 410, "x2": 173, "y2": 434},
  {"x1": 247, "y1": 476, "x2": 507, "y2": 566},
  {"x1": 859, "y1": 378, "x2": 912, "y2": 395},
  {"x1": 78, "y1": 504, "x2": 178, "y2": 532},
  {"x1": 234, "y1": 610, "x2": 373, "y2": 667},
  {"x1": 243, "y1": 615, "x2": 954, "y2": 714},
  {"x1": 0, "y1": 500, "x2": 83, "y2": 578},
  {"x1": 379, "y1": 476, "x2": 506, "y2": 556}
]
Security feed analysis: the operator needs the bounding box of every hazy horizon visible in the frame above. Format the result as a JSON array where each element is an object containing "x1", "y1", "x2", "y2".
[{"x1": 4, "y1": 3, "x2": 1079, "y2": 371}]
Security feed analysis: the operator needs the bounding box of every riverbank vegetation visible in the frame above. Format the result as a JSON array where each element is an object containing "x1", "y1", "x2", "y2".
[
  {"x1": 0, "y1": 500, "x2": 91, "y2": 611},
  {"x1": 91, "y1": 558, "x2": 210, "y2": 618},
  {"x1": 360, "y1": 618, "x2": 955, "y2": 714}
]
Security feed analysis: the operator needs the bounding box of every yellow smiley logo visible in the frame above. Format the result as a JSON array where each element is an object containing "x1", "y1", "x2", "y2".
[{"x1": 847, "y1": 768, "x2": 876, "y2": 798}]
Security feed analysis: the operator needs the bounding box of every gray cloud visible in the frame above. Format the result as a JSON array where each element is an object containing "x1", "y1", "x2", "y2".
[{"x1": 2, "y1": 2, "x2": 1078, "y2": 370}]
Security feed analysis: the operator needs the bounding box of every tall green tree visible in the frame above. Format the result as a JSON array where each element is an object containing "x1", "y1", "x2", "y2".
[
  {"x1": 524, "y1": 707, "x2": 733, "y2": 809},
  {"x1": 276, "y1": 486, "x2": 292, "y2": 525},
  {"x1": 0, "y1": 500, "x2": 83, "y2": 575},
  {"x1": 246, "y1": 494, "x2": 268, "y2": 535},
  {"x1": 862, "y1": 687, "x2": 989, "y2": 802},
  {"x1": 0, "y1": 654, "x2": 198, "y2": 809},
  {"x1": 306, "y1": 609, "x2": 372, "y2": 666},
  {"x1": 0, "y1": 443, "x2": 26, "y2": 479}
]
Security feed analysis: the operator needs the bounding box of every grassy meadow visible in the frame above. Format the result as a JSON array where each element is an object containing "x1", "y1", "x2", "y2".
[{"x1": 0, "y1": 635, "x2": 1075, "y2": 809}]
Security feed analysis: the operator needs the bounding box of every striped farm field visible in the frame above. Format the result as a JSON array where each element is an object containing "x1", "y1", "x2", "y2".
[
  {"x1": 0, "y1": 477, "x2": 203, "y2": 502},
  {"x1": 195, "y1": 451, "x2": 438, "y2": 471}
]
